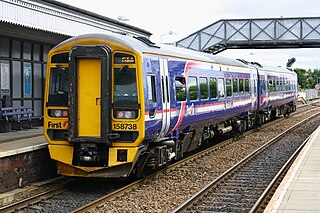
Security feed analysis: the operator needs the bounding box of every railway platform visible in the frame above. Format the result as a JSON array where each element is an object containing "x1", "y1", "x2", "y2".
[
  {"x1": 0, "y1": 126, "x2": 57, "y2": 204},
  {"x1": 265, "y1": 124, "x2": 320, "y2": 212}
]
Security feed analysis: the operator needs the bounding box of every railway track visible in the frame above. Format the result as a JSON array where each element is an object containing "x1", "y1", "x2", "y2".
[
  {"x1": 73, "y1": 104, "x2": 320, "y2": 212},
  {"x1": 0, "y1": 184, "x2": 70, "y2": 212},
  {"x1": 1, "y1": 102, "x2": 319, "y2": 212},
  {"x1": 172, "y1": 112, "x2": 320, "y2": 212}
]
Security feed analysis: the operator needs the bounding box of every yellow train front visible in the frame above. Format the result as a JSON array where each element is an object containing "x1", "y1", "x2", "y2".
[{"x1": 44, "y1": 34, "x2": 146, "y2": 178}]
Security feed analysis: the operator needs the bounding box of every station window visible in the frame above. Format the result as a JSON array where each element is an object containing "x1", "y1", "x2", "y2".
[
  {"x1": 217, "y1": 78, "x2": 225, "y2": 98},
  {"x1": 239, "y1": 79, "x2": 244, "y2": 95},
  {"x1": 199, "y1": 77, "x2": 208, "y2": 100},
  {"x1": 209, "y1": 77, "x2": 217, "y2": 99},
  {"x1": 175, "y1": 77, "x2": 186, "y2": 101},
  {"x1": 147, "y1": 75, "x2": 156, "y2": 103},
  {"x1": 188, "y1": 77, "x2": 198, "y2": 101},
  {"x1": 233, "y1": 78, "x2": 239, "y2": 96},
  {"x1": 226, "y1": 78, "x2": 232, "y2": 97},
  {"x1": 244, "y1": 79, "x2": 250, "y2": 94}
]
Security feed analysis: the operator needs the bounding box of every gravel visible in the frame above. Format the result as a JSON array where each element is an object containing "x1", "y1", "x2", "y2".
[{"x1": 93, "y1": 106, "x2": 320, "y2": 212}]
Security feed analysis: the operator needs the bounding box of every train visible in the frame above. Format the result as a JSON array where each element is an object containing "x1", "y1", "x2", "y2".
[{"x1": 44, "y1": 32, "x2": 298, "y2": 178}]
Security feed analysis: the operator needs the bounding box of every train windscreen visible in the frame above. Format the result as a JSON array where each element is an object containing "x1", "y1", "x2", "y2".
[
  {"x1": 113, "y1": 66, "x2": 138, "y2": 106},
  {"x1": 48, "y1": 67, "x2": 68, "y2": 106}
]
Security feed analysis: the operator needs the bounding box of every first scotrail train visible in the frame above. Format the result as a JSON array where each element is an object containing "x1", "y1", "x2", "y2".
[{"x1": 43, "y1": 32, "x2": 297, "y2": 178}]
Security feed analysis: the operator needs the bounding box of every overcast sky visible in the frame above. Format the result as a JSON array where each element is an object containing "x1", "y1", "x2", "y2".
[{"x1": 58, "y1": 0, "x2": 320, "y2": 70}]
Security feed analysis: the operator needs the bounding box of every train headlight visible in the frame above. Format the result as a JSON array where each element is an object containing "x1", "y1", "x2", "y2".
[
  {"x1": 55, "y1": 110, "x2": 62, "y2": 117},
  {"x1": 115, "y1": 110, "x2": 136, "y2": 119},
  {"x1": 49, "y1": 109, "x2": 68, "y2": 118},
  {"x1": 125, "y1": 111, "x2": 132, "y2": 119}
]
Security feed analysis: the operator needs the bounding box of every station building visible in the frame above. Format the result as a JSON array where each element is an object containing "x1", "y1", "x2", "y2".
[{"x1": 0, "y1": 0, "x2": 151, "y2": 117}]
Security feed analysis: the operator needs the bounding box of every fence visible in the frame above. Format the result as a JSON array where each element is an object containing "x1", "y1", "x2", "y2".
[{"x1": 299, "y1": 89, "x2": 320, "y2": 100}]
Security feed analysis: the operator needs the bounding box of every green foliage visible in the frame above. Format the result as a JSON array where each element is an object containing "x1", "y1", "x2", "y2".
[{"x1": 294, "y1": 68, "x2": 320, "y2": 90}]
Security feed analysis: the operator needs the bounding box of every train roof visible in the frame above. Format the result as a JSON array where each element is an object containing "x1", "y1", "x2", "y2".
[
  {"x1": 54, "y1": 32, "x2": 296, "y2": 75},
  {"x1": 54, "y1": 32, "x2": 248, "y2": 68}
]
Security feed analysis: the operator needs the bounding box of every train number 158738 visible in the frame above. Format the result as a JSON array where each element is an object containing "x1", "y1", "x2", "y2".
[{"x1": 113, "y1": 123, "x2": 137, "y2": 130}]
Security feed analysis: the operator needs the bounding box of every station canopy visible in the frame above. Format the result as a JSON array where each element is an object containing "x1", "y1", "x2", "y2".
[{"x1": 0, "y1": 0, "x2": 152, "y2": 43}]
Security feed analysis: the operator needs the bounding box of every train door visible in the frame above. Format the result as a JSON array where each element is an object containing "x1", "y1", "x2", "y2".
[
  {"x1": 159, "y1": 58, "x2": 171, "y2": 137},
  {"x1": 78, "y1": 59, "x2": 101, "y2": 136},
  {"x1": 250, "y1": 69, "x2": 257, "y2": 111},
  {"x1": 68, "y1": 46, "x2": 112, "y2": 145},
  {"x1": 225, "y1": 78, "x2": 233, "y2": 109}
]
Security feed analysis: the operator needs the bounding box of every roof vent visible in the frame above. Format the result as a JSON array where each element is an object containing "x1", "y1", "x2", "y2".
[{"x1": 134, "y1": 36, "x2": 159, "y2": 48}]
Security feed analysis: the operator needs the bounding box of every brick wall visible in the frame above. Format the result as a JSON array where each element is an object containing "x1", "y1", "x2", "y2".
[{"x1": 0, "y1": 148, "x2": 57, "y2": 193}]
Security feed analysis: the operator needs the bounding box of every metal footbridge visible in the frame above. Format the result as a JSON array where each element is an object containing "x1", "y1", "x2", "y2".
[{"x1": 176, "y1": 17, "x2": 320, "y2": 54}]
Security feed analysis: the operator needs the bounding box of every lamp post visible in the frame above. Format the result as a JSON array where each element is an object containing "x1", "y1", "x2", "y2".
[
  {"x1": 160, "y1": 31, "x2": 176, "y2": 44},
  {"x1": 117, "y1": 16, "x2": 130, "y2": 22}
]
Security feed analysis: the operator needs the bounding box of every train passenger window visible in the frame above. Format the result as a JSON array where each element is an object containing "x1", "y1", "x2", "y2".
[
  {"x1": 273, "y1": 80, "x2": 277, "y2": 92},
  {"x1": 233, "y1": 78, "x2": 239, "y2": 96},
  {"x1": 209, "y1": 78, "x2": 217, "y2": 99},
  {"x1": 279, "y1": 80, "x2": 283, "y2": 91},
  {"x1": 226, "y1": 78, "x2": 232, "y2": 97},
  {"x1": 217, "y1": 78, "x2": 225, "y2": 98},
  {"x1": 268, "y1": 80, "x2": 273, "y2": 93},
  {"x1": 147, "y1": 75, "x2": 156, "y2": 103},
  {"x1": 175, "y1": 77, "x2": 186, "y2": 101},
  {"x1": 188, "y1": 77, "x2": 198, "y2": 101},
  {"x1": 239, "y1": 79, "x2": 244, "y2": 95},
  {"x1": 285, "y1": 80, "x2": 289, "y2": 91},
  {"x1": 261, "y1": 80, "x2": 266, "y2": 93},
  {"x1": 245, "y1": 79, "x2": 250, "y2": 94},
  {"x1": 199, "y1": 77, "x2": 208, "y2": 100}
]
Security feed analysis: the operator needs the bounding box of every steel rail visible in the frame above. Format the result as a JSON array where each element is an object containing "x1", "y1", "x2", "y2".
[
  {"x1": 0, "y1": 184, "x2": 70, "y2": 213},
  {"x1": 249, "y1": 134, "x2": 312, "y2": 213},
  {"x1": 71, "y1": 105, "x2": 319, "y2": 213},
  {"x1": 172, "y1": 112, "x2": 320, "y2": 213}
]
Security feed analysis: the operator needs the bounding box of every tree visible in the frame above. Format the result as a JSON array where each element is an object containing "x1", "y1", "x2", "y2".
[
  {"x1": 294, "y1": 68, "x2": 308, "y2": 90},
  {"x1": 294, "y1": 68, "x2": 320, "y2": 90}
]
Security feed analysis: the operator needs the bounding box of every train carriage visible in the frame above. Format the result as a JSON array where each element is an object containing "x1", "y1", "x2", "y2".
[{"x1": 44, "y1": 32, "x2": 297, "y2": 178}]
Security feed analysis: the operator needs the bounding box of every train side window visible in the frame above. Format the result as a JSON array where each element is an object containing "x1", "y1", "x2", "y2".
[
  {"x1": 209, "y1": 77, "x2": 217, "y2": 99},
  {"x1": 199, "y1": 77, "x2": 208, "y2": 100},
  {"x1": 239, "y1": 79, "x2": 244, "y2": 95},
  {"x1": 147, "y1": 75, "x2": 156, "y2": 103},
  {"x1": 233, "y1": 78, "x2": 239, "y2": 96},
  {"x1": 244, "y1": 79, "x2": 250, "y2": 94},
  {"x1": 261, "y1": 80, "x2": 266, "y2": 93},
  {"x1": 188, "y1": 76, "x2": 198, "y2": 101},
  {"x1": 175, "y1": 77, "x2": 186, "y2": 101},
  {"x1": 226, "y1": 78, "x2": 232, "y2": 97},
  {"x1": 279, "y1": 79, "x2": 283, "y2": 91},
  {"x1": 269, "y1": 80, "x2": 275, "y2": 93},
  {"x1": 285, "y1": 80, "x2": 289, "y2": 91},
  {"x1": 217, "y1": 78, "x2": 225, "y2": 98}
]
